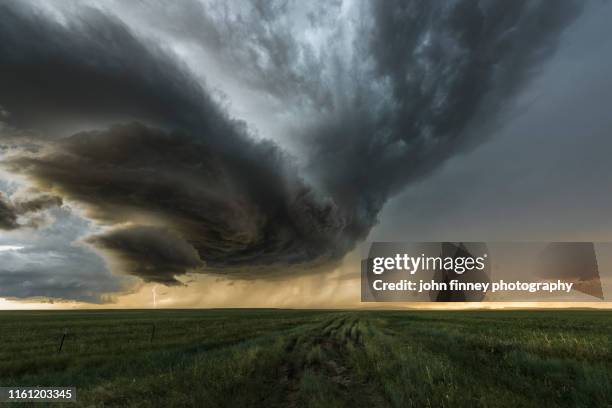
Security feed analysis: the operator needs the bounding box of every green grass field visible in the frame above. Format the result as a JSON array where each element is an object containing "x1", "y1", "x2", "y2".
[{"x1": 0, "y1": 309, "x2": 610, "y2": 407}]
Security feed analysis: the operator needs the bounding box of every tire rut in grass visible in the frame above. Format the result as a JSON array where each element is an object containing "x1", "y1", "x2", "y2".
[{"x1": 278, "y1": 316, "x2": 376, "y2": 407}]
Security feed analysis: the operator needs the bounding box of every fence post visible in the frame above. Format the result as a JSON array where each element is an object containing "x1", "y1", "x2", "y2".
[{"x1": 58, "y1": 329, "x2": 68, "y2": 353}]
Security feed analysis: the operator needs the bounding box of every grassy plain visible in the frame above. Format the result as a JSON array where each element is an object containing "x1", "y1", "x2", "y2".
[{"x1": 0, "y1": 309, "x2": 610, "y2": 407}]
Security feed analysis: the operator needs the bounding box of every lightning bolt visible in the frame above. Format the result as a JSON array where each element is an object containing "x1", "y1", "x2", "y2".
[{"x1": 151, "y1": 285, "x2": 158, "y2": 308}]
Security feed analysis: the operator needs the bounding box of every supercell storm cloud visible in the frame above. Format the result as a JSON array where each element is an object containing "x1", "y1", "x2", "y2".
[{"x1": 0, "y1": 0, "x2": 587, "y2": 290}]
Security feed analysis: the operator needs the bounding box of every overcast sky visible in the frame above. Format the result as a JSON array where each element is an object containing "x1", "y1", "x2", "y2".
[{"x1": 1, "y1": 0, "x2": 611, "y2": 307}]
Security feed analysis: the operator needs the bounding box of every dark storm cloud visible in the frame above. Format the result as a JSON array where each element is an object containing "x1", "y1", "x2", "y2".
[
  {"x1": 0, "y1": 194, "x2": 18, "y2": 230},
  {"x1": 372, "y1": 0, "x2": 612, "y2": 246},
  {"x1": 0, "y1": 0, "x2": 585, "y2": 285},
  {"x1": 5, "y1": 123, "x2": 348, "y2": 283},
  {"x1": 109, "y1": 0, "x2": 337, "y2": 109},
  {"x1": 0, "y1": 2, "x2": 351, "y2": 282},
  {"x1": 0, "y1": 2, "x2": 218, "y2": 135},
  {"x1": 12, "y1": 194, "x2": 62, "y2": 214},
  {"x1": 306, "y1": 0, "x2": 583, "y2": 239},
  {"x1": 0, "y1": 262, "x2": 117, "y2": 302},
  {"x1": 0, "y1": 191, "x2": 62, "y2": 230},
  {"x1": 0, "y1": 207, "x2": 129, "y2": 302},
  {"x1": 87, "y1": 226, "x2": 204, "y2": 285}
]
